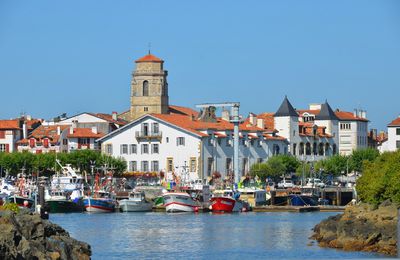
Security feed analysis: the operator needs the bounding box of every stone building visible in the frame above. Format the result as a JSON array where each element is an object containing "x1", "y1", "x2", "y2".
[{"x1": 119, "y1": 53, "x2": 169, "y2": 121}]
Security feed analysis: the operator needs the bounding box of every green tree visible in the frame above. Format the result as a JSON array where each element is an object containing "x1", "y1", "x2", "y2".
[
  {"x1": 356, "y1": 151, "x2": 400, "y2": 205},
  {"x1": 322, "y1": 154, "x2": 349, "y2": 176},
  {"x1": 275, "y1": 154, "x2": 300, "y2": 174},
  {"x1": 265, "y1": 156, "x2": 286, "y2": 182},
  {"x1": 349, "y1": 148, "x2": 379, "y2": 173},
  {"x1": 249, "y1": 162, "x2": 272, "y2": 182}
]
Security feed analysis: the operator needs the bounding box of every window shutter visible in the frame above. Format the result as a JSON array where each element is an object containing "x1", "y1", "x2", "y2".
[{"x1": 5, "y1": 144, "x2": 9, "y2": 153}]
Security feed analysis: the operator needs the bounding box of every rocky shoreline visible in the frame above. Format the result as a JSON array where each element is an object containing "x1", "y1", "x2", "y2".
[
  {"x1": 311, "y1": 200, "x2": 398, "y2": 256},
  {"x1": 0, "y1": 209, "x2": 91, "y2": 260}
]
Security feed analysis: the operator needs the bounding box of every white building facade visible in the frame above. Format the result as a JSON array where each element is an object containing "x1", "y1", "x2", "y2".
[
  {"x1": 97, "y1": 112, "x2": 288, "y2": 183},
  {"x1": 382, "y1": 117, "x2": 400, "y2": 152}
]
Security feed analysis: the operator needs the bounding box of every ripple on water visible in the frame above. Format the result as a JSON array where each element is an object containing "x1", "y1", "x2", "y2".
[{"x1": 50, "y1": 211, "x2": 387, "y2": 259}]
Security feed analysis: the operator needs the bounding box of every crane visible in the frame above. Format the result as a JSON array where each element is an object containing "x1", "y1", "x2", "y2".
[{"x1": 195, "y1": 102, "x2": 241, "y2": 186}]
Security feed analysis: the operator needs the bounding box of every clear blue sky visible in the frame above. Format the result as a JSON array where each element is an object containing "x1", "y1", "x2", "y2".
[{"x1": 1, "y1": 1, "x2": 399, "y2": 130}]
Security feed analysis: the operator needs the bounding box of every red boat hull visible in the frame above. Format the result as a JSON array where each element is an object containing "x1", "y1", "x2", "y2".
[{"x1": 210, "y1": 197, "x2": 236, "y2": 212}]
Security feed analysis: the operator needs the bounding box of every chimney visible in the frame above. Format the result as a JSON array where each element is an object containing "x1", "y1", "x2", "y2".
[
  {"x1": 91, "y1": 126, "x2": 98, "y2": 134},
  {"x1": 249, "y1": 113, "x2": 257, "y2": 126},
  {"x1": 69, "y1": 127, "x2": 74, "y2": 135},
  {"x1": 112, "y1": 111, "x2": 118, "y2": 121},
  {"x1": 57, "y1": 126, "x2": 61, "y2": 136},
  {"x1": 22, "y1": 123, "x2": 28, "y2": 139},
  {"x1": 26, "y1": 115, "x2": 32, "y2": 121},
  {"x1": 361, "y1": 110, "x2": 366, "y2": 119},
  {"x1": 257, "y1": 118, "x2": 264, "y2": 129},
  {"x1": 309, "y1": 103, "x2": 322, "y2": 110},
  {"x1": 354, "y1": 109, "x2": 358, "y2": 117},
  {"x1": 221, "y1": 109, "x2": 230, "y2": 121}
]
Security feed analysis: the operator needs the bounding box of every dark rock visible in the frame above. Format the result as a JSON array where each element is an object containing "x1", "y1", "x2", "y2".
[
  {"x1": 0, "y1": 210, "x2": 91, "y2": 259},
  {"x1": 311, "y1": 202, "x2": 397, "y2": 256}
]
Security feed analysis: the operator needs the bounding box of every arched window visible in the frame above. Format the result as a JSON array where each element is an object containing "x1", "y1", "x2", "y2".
[
  {"x1": 299, "y1": 143, "x2": 304, "y2": 155},
  {"x1": 318, "y1": 143, "x2": 324, "y2": 156},
  {"x1": 143, "y1": 81, "x2": 149, "y2": 96},
  {"x1": 325, "y1": 143, "x2": 330, "y2": 156},
  {"x1": 273, "y1": 144, "x2": 280, "y2": 155},
  {"x1": 313, "y1": 142, "x2": 318, "y2": 155},
  {"x1": 306, "y1": 142, "x2": 311, "y2": 155},
  {"x1": 333, "y1": 144, "x2": 337, "y2": 155}
]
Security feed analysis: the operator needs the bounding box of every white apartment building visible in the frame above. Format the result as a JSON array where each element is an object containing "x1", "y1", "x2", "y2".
[
  {"x1": 379, "y1": 116, "x2": 400, "y2": 152},
  {"x1": 97, "y1": 107, "x2": 288, "y2": 183},
  {"x1": 0, "y1": 120, "x2": 22, "y2": 153}
]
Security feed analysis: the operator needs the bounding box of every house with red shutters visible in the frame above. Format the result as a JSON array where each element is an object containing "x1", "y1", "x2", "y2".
[
  {"x1": 17, "y1": 125, "x2": 70, "y2": 153},
  {"x1": 0, "y1": 120, "x2": 23, "y2": 153}
]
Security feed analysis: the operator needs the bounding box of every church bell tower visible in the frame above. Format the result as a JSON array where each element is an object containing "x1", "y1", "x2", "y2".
[{"x1": 124, "y1": 53, "x2": 169, "y2": 121}]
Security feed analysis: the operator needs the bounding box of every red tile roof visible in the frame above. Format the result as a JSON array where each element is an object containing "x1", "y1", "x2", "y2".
[
  {"x1": 388, "y1": 117, "x2": 400, "y2": 126},
  {"x1": 0, "y1": 120, "x2": 20, "y2": 130},
  {"x1": 168, "y1": 105, "x2": 199, "y2": 117},
  {"x1": 67, "y1": 128, "x2": 105, "y2": 138},
  {"x1": 18, "y1": 125, "x2": 69, "y2": 145},
  {"x1": 150, "y1": 113, "x2": 265, "y2": 138},
  {"x1": 335, "y1": 111, "x2": 368, "y2": 122},
  {"x1": 244, "y1": 113, "x2": 276, "y2": 132},
  {"x1": 297, "y1": 109, "x2": 368, "y2": 122},
  {"x1": 135, "y1": 54, "x2": 163, "y2": 63},
  {"x1": 91, "y1": 113, "x2": 128, "y2": 126}
]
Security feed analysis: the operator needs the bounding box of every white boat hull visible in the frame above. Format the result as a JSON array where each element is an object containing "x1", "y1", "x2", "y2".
[
  {"x1": 165, "y1": 202, "x2": 195, "y2": 213},
  {"x1": 119, "y1": 200, "x2": 153, "y2": 212}
]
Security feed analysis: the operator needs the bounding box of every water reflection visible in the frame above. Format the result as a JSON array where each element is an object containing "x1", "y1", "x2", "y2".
[{"x1": 52, "y1": 212, "x2": 384, "y2": 259}]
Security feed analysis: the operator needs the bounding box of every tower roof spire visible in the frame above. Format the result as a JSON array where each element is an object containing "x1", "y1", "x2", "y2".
[
  {"x1": 315, "y1": 101, "x2": 339, "y2": 120},
  {"x1": 274, "y1": 96, "x2": 298, "y2": 117}
]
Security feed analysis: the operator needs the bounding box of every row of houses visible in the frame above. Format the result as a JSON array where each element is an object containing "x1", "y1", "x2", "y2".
[{"x1": 0, "y1": 53, "x2": 396, "y2": 182}]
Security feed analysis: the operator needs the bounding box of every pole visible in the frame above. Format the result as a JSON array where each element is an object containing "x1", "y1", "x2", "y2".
[{"x1": 232, "y1": 104, "x2": 240, "y2": 186}]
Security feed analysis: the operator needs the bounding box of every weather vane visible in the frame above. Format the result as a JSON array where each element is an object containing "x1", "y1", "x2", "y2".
[{"x1": 148, "y1": 42, "x2": 151, "y2": 54}]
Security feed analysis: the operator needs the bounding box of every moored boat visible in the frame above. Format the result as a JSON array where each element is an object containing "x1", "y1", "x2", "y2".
[
  {"x1": 119, "y1": 191, "x2": 153, "y2": 212},
  {"x1": 6, "y1": 195, "x2": 34, "y2": 208},
  {"x1": 83, "y1": 194, "x2": 116, "y2": 213},
  {"x1": 163, "y1": 192, "x2": 198, "y2": 213},
  {"x1": 210, "y1": 190, "x2": 249, "y2": 212},
  {"x1": 45, "y1": 190, "x2": 84, "y2": 213}
]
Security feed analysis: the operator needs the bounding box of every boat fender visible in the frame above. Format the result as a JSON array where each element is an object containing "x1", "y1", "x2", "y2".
[{"x1": 194, "y1": 207, "x2": 199, "y2": 212}]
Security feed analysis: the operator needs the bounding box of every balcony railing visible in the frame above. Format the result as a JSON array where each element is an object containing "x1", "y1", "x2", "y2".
[{"x1": 135, "y1": 131, "x2": 162, "y2": 140}]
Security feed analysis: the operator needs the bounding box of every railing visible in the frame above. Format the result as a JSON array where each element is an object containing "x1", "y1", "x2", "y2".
[{"x1": 135, "y1": 131, "x2": 162, "y2": 140}]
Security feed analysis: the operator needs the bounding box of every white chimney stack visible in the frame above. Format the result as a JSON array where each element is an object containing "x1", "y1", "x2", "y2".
[
  {"x1": 91, "y1": 126, "x2": 98, "y2": 134},
  {"x1": 257, "y1": 118, "x2": 264, "y2": 129},
  {"x1": 112, "y1": 111, "x2": 118, "y2": 121},
  {"x1": 22, "y1": 123, "x2": 28, "y2": 139},
  {"x1": 249, "y1": 113, "x2": 257, "y2": 126},
  {"x1": 221, "y1": 110, "x2": 230, "y2": 121},
  {"x1": 57, "y1": 126, "x2": 61, "y2": 135}
]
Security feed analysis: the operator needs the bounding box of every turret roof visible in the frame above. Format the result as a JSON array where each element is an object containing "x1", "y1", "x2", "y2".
[
  {"x1": 315, "y1": 101, "x2": 339, "y2": 121},
  {"x1": 274, "y1": 96, "x2": 298, "y2": 117}
]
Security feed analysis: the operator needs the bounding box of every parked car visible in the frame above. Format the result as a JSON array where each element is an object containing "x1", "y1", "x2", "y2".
[
  {"x1": 277, "y1": 179, "x2": 294, "y2": 189},
  {"x1": 305, "y1": 178, "x2": 325, "y2": 188}
]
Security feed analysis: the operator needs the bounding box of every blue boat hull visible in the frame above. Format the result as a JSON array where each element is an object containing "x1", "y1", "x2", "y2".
[
  {"x1": 83, "y1": 197, "x2": 115, "y2": 213},
  {"x1": 289, "y1": 194, "x2": 318, "y2": 206}
]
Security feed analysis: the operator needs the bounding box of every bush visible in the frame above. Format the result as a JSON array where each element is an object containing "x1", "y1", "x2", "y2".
[
  {"x1": 356, "y1": 151, "x2": 400, "y2": 205},
  {"x1": 0, "y1": 203, "x2": 20, "y2": 214}
]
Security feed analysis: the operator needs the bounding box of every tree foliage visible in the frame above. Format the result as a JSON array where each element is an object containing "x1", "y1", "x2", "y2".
[
  {"x1": 349, "y1": 148, "x2": 380, "y2": 173},
  {"x1": 356, "y1": 151, "x2": 400, "y2": 205},
  {"x1": 249, "y1": 155, "x2": 291, "y2": 182},
  {"x1": 0, "y1": 150, "x2": 126, "y2": 176}
]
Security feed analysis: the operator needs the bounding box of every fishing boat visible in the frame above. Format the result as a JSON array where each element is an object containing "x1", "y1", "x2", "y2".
[
  {"x1": 288, "y1": 194, "x2": 318, "y2": 206},
  {"x1": 51, "y1": 160, "x2": 85, "y2": 200},
  {"x1": 83, "y1": 191, "x2": 116, "y2": 213},
  {"x1": 119, "y1": 191, "x2": 153, "y2": 212},
  {"x1": 210, "y1": 190, "x2": 249, "y2": 212},
  {"x1": 45, "y1": 190, "x2": 84, "y2": 213},
  {"x1": 6, "y1": 195, "x2": 34, "y2": 208},
  {"x1": 163, "y1": 192, "x2": 199, "y2": 213}
]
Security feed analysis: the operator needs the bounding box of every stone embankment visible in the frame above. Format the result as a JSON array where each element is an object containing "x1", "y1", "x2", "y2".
[
  {"x1": 311, "y1": 200, "x2": 398, "y2": 256},
  {"x1": 0, "y1": 209, "x2": 91, "y2": 260}
]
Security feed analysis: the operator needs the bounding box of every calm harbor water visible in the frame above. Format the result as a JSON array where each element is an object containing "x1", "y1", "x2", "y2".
[{"x1": 51, "y1": 212, "x2": 387, "y2": 259}]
